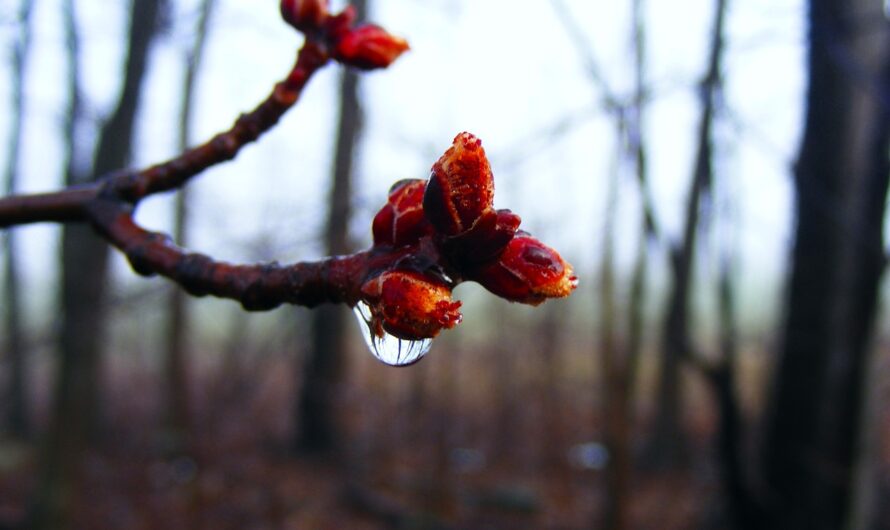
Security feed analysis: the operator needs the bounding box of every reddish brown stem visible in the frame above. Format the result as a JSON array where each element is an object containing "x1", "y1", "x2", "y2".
[
  {"x1": 0, "y1": 38, "x2": 353, "y2": 310},
  {"x1": 108, "y1": 42, "x2": 330, "y2": 202},
  {"x1": 0, "y1": 39, "x2": 329, "y2": 228},
  {"x1": 85, "y1": 194, "x2": 430, "y2": 311},
  {"x1": 0, "y1": 185, "x2": 97, "y2": 227},
  {"x1": 0, "y1": 13, "x2": 576, "y2": 336}
]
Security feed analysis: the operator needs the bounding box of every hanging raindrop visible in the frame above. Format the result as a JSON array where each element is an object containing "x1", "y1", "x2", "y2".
[{"x1": 353, "y1": 302, "x2": 433, "y2": 366}]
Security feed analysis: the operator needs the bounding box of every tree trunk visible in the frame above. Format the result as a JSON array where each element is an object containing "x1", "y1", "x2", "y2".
[
  {"x1": 602, "y1": 2, "x2": 651, "y2": 525},
  {"x1": 760, "y1": 2, "x2": 890, "y2": 529},
  {"x1": 31, "y1": 1, "x2": 164, "y2": 527},
  {"x1": 163, "y1": 0, "x2": 217, "y2": 453},
  {"x1": 57, "y1": 0, "x2": 163, "y2": 443},
  {"x1": 648, "y1": 0, "x2": 728, "y2": 468},
  {"x1": 599, "y1": 114, "x2": 626, "y2": 529},
  {"x1": 295, "y1": 0, "x2": 367, "y2": 455},
  {"x1": 1, "y1": 0, "x2": 35, "y2": 439}
]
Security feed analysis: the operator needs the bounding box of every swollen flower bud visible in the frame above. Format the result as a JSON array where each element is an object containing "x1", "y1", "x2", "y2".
[
  {"x1": 372, "y1": 179, "x2": 432, "y2": 247},
  {"x1": 424, "y1": 132, "x2": 495, "y2": 237},
  {"x1": 360, "y1": 270, "x2": 462, "y2": 340},
  {"x1": 280, "y1": 0, "x2": 328, "y2": 32},
  {"x1": 439, "y1": 208, "x2": 521, "y2": 269},
  {"x1": 333, "y1": 24, "x2": 410, "y2": 70},
  {"x1": 472, "y1": 232, "x2": 578, "y2": 306}
]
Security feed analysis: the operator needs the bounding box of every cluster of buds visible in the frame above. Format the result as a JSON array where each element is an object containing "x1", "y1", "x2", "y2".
[
  {"x1": 281, "y1": 0, "x2": 409, "y2": 70},
  {"x1": 281, "y1": 2, "x2": 575, "y2": 343},
  {"x1": 361, "y1": 132, "x2": 578, "y2": 341}
]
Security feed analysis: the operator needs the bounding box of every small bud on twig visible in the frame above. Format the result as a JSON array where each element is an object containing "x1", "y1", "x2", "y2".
[
  {"x1": 471, "y1": 232, "x2": 578, "y2": 306},
  {"x1": 424, "y1": 132, "x2": 495, "y2": 237},
  {"x1": 280, "y1": 0, "x2": 329, "y2": 32},
  {"x1": 360, "y1": 270, "x2": 462, "y2": 340},
  {"x1": 332, "y1": 24, "x2": 410, "y2": 70},
  {"x1": 372, "y1": 179, "x2": 432, "y2": 248}
]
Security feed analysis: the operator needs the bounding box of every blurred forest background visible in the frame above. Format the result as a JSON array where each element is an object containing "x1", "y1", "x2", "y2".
[{"x1": 2, "y1": 0, "x2": 890, "y2": 529}]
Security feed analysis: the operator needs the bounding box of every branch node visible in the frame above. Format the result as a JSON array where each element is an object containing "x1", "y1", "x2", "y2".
[
  {"x1": 175, "y1": 253, "x2": 216, "y2": 296},
  {"x1": 242, "y1": 263, "x2": 285, "y2": 311}
]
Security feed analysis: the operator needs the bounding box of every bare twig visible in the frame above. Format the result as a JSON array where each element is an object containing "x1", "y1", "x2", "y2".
[
  {"x1": 0, "y1": 3, "x2": 577, "y2": 343},
  {"x1": 0, "y1": 5, "x2": 367, "y2": 315}
]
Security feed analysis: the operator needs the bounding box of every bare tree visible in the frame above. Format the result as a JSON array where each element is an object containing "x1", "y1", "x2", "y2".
[
  {"x1": 598, "y1": 113, "x2": 624, "y2": 529},
  {"x1": 164, "y1": 0, "x2": 218, "y2": 452},
  {"x1": 295, "y1": 0, "x2": 368, "y2": 454},
  {"x1": 601, "y1": 1, "x2": 655, "y2": 527},
  {"x1": 760, "y1": 2, "x2": 890, "y2": 529},
  {"x1": 648, "y1": 0, "x2": 729, "y2": 467},
  {"x1": 1, "y1": 0, "x2": 36, "y2": 439},
  {"x1": 30, "y1": 1, "x2": 166, "y2": 527}
]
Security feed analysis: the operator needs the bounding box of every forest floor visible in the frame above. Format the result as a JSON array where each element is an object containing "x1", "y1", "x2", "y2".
[{"x1": 0, "y1": 353, "x2": 760, "y2": 529}]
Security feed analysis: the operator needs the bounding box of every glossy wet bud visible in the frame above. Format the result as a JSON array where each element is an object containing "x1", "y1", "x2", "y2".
[
  {"x1": 280, "y1": 0, "x2": 328, "y2": 32},
  {"x1": 472, "y1": 232, "x2": 578, "y2": 306},
  {"x1": 440, "y1": 209, "x2": 521, "y2": 268},
  {"x1": 333, "y1": 24, "x2": 410, "y2": 70},
  {"x1": 360, "y1": 270, "x2": 462, "y2": 340},
  {"x1": 424, "y1": 132, "x2": 495, "y2": 236},
  {"x1": 372, "y1": 179, "x2": 432, "y2": 247}
]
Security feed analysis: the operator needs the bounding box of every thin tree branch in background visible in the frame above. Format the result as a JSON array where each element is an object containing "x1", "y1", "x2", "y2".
[
  {"x1": 625, "y1": 0, "x2": 653, "y2": 396},
  {"x1": 296, "y1": 0, "x2": 367, "y2": 455},
  {"x1": 602, "y1": 1, "x2": 651, "y2": 527},
  {"x1": 32, "y1": 0, "x2": 167, "y2": 527},
  {"x1": 0, "y1": 5, "x2": 576, "y2": 337},
  {"x1": 710, "y1": 244, "x2": 763, "y2": 529},
  {"x1": 630, "y1": 0, "x2": 658, "y2": 243},
  {"x1": 599, "y1": 114, "x2": 626, "y2": 530},
  {"x1": 648, "y1": 0, "x2": 729, "y2": 467},
  {"x1": 549, "y1": 0, "x2": 620, "y2": 109},
  {"x1": 0, "y1": 30, "x2": 354, "y2": 309},
  {"x1": 164, "y1": 0, "x2": 218, "y2": 451},
  {"x1": 1, "y1": 0, "x2": 36, "y2": 439}
]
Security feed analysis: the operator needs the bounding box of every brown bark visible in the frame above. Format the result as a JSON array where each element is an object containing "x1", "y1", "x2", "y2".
[
  {"x1": 761, "y1": 2, "x2": 890, "y2": 529},
  {"x1": 295, "y1": 0, "x2": 368, "y2": 454},
  {"x1": 2, "y1": 0, "x2": 35, "y2": 439}
]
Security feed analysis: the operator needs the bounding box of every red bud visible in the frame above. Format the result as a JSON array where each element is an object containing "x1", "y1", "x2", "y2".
[
  {"x1": 471, "y1": 232, "x2": 578, "y2": 306},
  {"x1": 360, "y1": 270, "x2": 462, "y2": 340},
  {"x1": 333, "y1": 24, "x2": 410, "y2": 70},
  {"x1": 424, "y1": 132, "x2": 495, "y2": 237},
  {"x1": 280, "y1": 0, "x2": 328, "y2": 32},
  {"x1": 322, "y1": 5, "x2": 356, "y2": 40},
  {"x1": 440, "y1": 209, "x2": 521, "y2": 268},
  {"x1": 372, "y1": 179, "x2": 432, "y2": 247}
]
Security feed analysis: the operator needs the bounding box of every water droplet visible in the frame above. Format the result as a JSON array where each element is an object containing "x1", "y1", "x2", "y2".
[{"x1": 353, "y1": 302, "x2": 432, "y2": 366}]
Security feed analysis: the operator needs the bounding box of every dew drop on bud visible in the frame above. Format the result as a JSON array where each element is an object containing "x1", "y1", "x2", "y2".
[{"x1": 353, "y1": 302, "x2": 432, "y2": 366}]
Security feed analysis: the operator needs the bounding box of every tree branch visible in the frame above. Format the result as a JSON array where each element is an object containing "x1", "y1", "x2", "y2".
[{"x1": 0, "y1": 3, "x2": 577, "y2": 341}]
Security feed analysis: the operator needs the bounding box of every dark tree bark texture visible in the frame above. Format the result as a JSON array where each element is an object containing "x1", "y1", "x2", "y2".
[
  {"x1": 2, "y1": 0, "x2": 36, "y2": 439},
  {"x1": 761, "y1": 2, "x2": 890, "y2": 529},
  {"x1": 31, "y1": 1, "x2": 165, "y2": 527}
]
